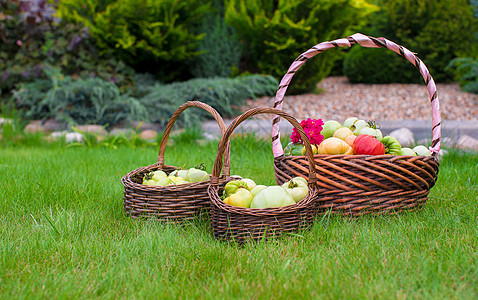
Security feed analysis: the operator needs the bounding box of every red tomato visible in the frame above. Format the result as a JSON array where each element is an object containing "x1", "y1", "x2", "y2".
[{"x1": 353, "y1": 134, "x2": 385, "y2": 155}]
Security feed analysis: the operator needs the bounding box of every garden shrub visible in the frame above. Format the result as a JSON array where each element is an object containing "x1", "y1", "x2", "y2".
[
  {"x1": 343, "y1": 47, "x2": 422, "y2": 84},
  {"x1": 223, "y1": 0, "x2": 377, "y2": 94},
  {"x1": 12, "y1": 67, "x2": 147, "y2": 126},
  {"x1": 446, "y1": 57, "x2": 478, "y2": 94},
  {"x1": 139, "y1": 74, "x2": 278, "y2": 128},
  {"x1": 0, "y1": 0, "x2": 135, "y2": 97},
  {"x1": 55, "y1": 0, "x2": 212, "y2": 82},
  {"x1": 345, "y1": 0, "x2": 478, "y2": 83},
  {"x1": 190, "y1": 13, "x2": 242, "y2": 78}
]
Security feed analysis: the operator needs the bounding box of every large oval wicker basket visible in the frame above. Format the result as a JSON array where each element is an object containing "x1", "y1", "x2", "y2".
[
  {"x1": 122, "y1": 101, "x2": 231, "y2": 222},
  {"x1": 272, "y1": 33, "x2": 441, "y2": 216},
  {"x1": 208, "y1": 107, "x2": 319, "y2": 243}
]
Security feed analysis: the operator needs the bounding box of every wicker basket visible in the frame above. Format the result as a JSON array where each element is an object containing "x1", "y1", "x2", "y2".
[
  {"x1": 208, "y1": 108, "x2": 319, "y2": 243},
  {"x1": 122, "y1": 101, "x2": 231, "y2": 222},
  {"x1": 272, "y1": 33, "x2": 441, "y2": 217}
]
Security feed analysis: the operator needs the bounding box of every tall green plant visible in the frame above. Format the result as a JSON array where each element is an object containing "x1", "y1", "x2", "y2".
[
  {"x1": 190, "y1": 14, "x2": 242, "y2": 78},
  {"x1": 224, "y1": 0, "x2": 377, "y2": 94},
  {"x1": 55, "y1": 0, "x2": 212, "y2": 81}
]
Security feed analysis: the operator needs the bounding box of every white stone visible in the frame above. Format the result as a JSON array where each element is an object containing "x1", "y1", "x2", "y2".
[
  {"x1": 457, "y1": 135, "x2": 478, "y2": 150},
  {"x1": 75, "y1": 125, "x2": 107, "y2": 135},
  {"x1": 65, "y1": 132, "x2": 84, "y2": 143},
  {"x1": 51, "y1": 131, "x2": 68, "y2": 140},
  {"x1": 140, "y1": 129, "x2": 158, "y2": 140},
  {"x1": 388, "y1": 128, "x2": 415, "y2": 147}
]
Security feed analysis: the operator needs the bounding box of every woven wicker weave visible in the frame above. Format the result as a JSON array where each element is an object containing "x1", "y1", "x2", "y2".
[
  {"x1": 272, "y1": 33, "x2": 441, "y2": 216},
  {"x1": 208, "y1": 108, "x2": 319, "y2": 243},
  {"x1": 122, "y1": 101, "x2": 231, "y2": 222}
]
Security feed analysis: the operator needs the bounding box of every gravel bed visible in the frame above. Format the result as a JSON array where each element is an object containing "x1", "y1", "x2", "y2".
[{"x1": 243, "y1": 76, "x2": 478, "y2": 122}]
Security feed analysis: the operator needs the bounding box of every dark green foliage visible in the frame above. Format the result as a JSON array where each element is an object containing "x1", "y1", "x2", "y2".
[
  {"x1": 343, "y1": 47, "x2": 422, "y2": 84},
  {"x1": 12, "y1": 68, "x2": 147, "y2": 126},
  {"x1": 0, "y1": 0, "x2": 135, "y2": 96},
  {"x1": 223, "y1": 0, "x2": 377, "y2": 94},
  {"x1": 56, "y1": 0, "x2": 212, "y2": 82},
  {"x1": 347, "y1": 0, "x2": 478, "y2": 83},
  {"x1": 190, "y1": 14, "x2": 242, "y2": 78},
  {"x1": 447, "y1": 57, "x2": 478, "y2": 94},
  {"x1": 139, "y1": 74, "x2": 278, "y2": 128}
]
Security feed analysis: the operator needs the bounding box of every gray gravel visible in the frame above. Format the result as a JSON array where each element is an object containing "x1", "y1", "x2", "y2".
[
  {"x1": 244, "y1": 76, "x2": 478, "y2": 121},
  {"x1": 203, "y1": 76, "x2": 478, "y2": 141}
]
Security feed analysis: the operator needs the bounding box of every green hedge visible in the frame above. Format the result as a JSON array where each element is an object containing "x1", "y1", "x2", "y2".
[{"x1": 344, "y1": 0, "x2": 478, "y2": 83}]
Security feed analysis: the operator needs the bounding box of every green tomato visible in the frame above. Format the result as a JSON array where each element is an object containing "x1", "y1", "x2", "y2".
[
  {"x1": 154, "y1": 177, "x2": 172, "y2": 186},
  {"x1": 353, "y1": 120, "x2": 368, "y2": 135},
  {"x1": 285, "y1": 142, "x2": 305, "y2": 156},
  {"x1": 250, "y1": 185, "x2": 267, "y2": 197},
  {"x1": 380, "y1": 135, "x2": 402, "y2": 155},
  {"x1": 169, "y1": 169, "x2": 188, "y2": 179},
  {"x1": 413, "y1": 145, "x2": 431, "y2": 156},
  {"x1": 242, "y1": 178, "x2": 256, "y2": 191},
  {"x1": 185, "y1": 168, "x2": 209, "y2": 183},
  {"x1": 359, "y1": 127, "x2": 383, "y2": 140},
  {"x1": 228, "y1": 188, "x2": 253, "y2": 208},
  {"x1": 151, "y1": 170, "x2": 168, "y2": 181},
  {"x1": 291, "y1": 176, "x2": 308, "y2": 185},
  {"x1": 224, "y1": 180, "x2": 248, "y2": 197},
  {"x1": 301, "y1": 144, "x2": 318, "y2": 155},
  {"x1": 399, "y1": 147, "x2": 417, "y2": 156},
  {"x1": 281, "y1": 178, "x2": 309, "y2": 203},
  {"x1": 321, "y1": 120, "x2": 342, "y2": 139},
  {"x1": 250, "y1": 186, "x2": 295, "y2": 209},
  {"x1": 343, "y1": 117, "x2": 358, "y2": 130},
  {"x1": 143, "y1": 179, "x2": 157, "y2": 186}
]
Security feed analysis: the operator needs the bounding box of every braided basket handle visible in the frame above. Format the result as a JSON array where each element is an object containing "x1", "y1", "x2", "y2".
[
  {"x1": 271, "y1": 33, "x2": 441, "y2": 159},
  {"x1": 211, "y1": 108, "x2": 318, "y2": 186},
  {"x1": 157, "y1": 101, "x2": 231, "y2": 177}
]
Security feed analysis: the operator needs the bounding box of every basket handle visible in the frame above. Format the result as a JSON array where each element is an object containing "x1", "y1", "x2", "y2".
[
  {"x1": 271, "y1": 32, "x2": 441, "y2": 159},
  {"x1": 211, "y1": 107, "x2": 317, "y2": 186},
  {"x1": 157, "y1": 101, "x2": 231, "y2": 177}
]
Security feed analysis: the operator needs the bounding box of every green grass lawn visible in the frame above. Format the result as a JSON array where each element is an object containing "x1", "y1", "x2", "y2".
[{"x1": 1, "y1": 135, "x2": 477, "y2": 299}]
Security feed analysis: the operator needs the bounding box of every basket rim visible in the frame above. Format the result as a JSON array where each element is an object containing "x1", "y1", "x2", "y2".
[
  {"x1": 208, "y1": 184, "x2": 318, "y2": 217},
  {"x1": 122, "y1": 163, "x2": 229, "y2": 191}
]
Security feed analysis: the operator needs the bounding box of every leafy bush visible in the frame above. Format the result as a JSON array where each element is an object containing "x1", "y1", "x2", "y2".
[
  {"x1": 139, "y1": 74, "x2": 278, "y2": 128},
  {"x1": 346, "y1": 0, "x2": 478, "y2": 83},
  {"x1": 0, "y1": 0, "x2": 135, "y2": 96},
  {"x1": 55, "y1": 0, "x2": 212, "y2": 82},
  {"x1": 223, "y1": 0, "x2": 377, "y2": 94},
  {"x1": 447, "y1": 57, "x2": 478, "y2": 94},
  {"x1": 343, "y1": 47, "x2": 422, "y2": 84},
  {"x1": 12, "y1": 68, "x2": 147, "y2": 126},
  {"x1": 190, "y1": 14, "x2": 242, "y2": 78}
]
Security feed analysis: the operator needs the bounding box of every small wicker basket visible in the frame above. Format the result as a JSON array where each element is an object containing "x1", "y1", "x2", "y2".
[
  {"x1": 122, "y1": 101, "x2": 231, "y2": 222},
  {"x1": 208, "y1": 107, "x2": 319, "y2": 243},
  {"x1": 272, "y1": 33, "x2": 441, "y2": 216}
]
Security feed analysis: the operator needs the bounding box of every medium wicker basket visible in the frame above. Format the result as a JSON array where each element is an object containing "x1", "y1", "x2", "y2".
[
  {"x1": 208, "y1": 107, "x2": 319, "y2": 243},
  {"x1": 122, "y1": 101, "x2": 231, "y2": 222},
  {"x1": 272, "y1": 33, "x2": 441, "y2": 217}
]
